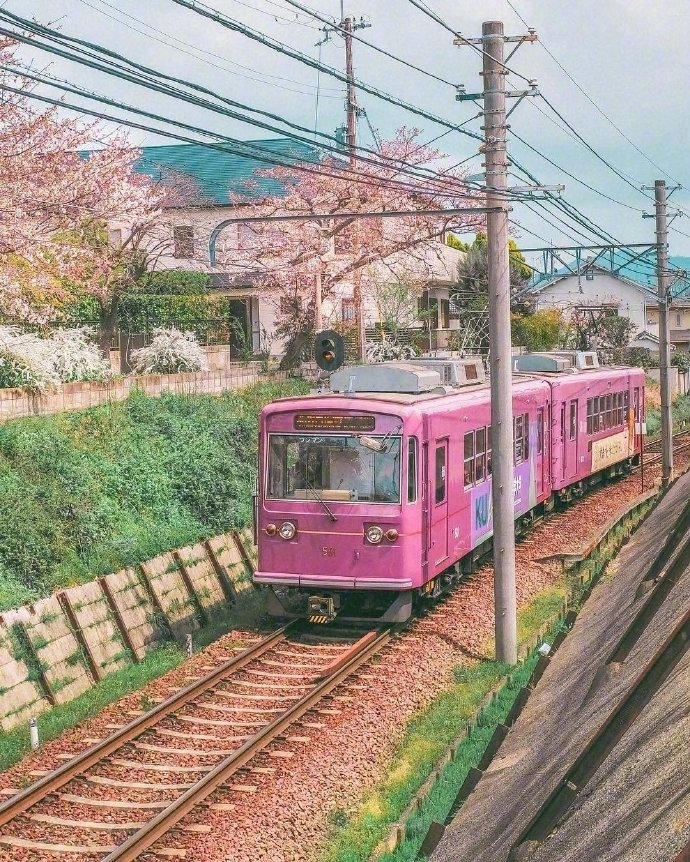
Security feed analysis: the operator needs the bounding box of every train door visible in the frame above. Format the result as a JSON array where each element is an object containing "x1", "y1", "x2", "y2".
[
  {"x1": 429, "y1": 439, "x2": 449, "y2": 567},
  {"x1": 536, "y1": 407, "x2": 546, "y2": 496},
  {"x1": 562, "y1": 398, "x2": 578, "y2": 482}
]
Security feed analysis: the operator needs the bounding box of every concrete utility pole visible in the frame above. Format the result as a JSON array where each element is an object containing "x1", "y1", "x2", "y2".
[
  {"x1": 340, "y1": 13, "x2": 369, "y2": 360},
  {"x1": 654, "y1": 180, "x2": 673, "y2": 486},
  {"x1": 481, "y1": 21, "x2": 517, "y2": 665}
]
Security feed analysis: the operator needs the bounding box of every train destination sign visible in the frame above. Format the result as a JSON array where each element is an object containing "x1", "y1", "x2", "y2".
[{"x1": 293, "y1": 413, "x2": 375, "y2": 432}]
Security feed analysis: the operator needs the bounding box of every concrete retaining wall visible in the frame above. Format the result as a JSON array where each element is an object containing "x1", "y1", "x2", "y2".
[
  {"x1": 0, "y1": 365, "x2": 284, "y2": 423},
  {"x1": 0, "y1": 528, "x2": 255, "y2": 732}
]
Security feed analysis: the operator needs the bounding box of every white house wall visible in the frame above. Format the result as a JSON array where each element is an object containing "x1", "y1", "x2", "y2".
[
  {"x1": 534, "y1": 271, "x2": 653, "y2": 336},
  {"x1": 142, "y1": 206, "x2": 463, "y2": 354}
]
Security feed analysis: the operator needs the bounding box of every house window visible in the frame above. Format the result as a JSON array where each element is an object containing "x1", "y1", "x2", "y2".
[
  {"x1": 173, "y1": 225, "x2": 195, "y2": 258},
  {"x1": 677, "y1": 313, "x2": 682, "y2": 327},
  {"x1": 342, "y1": 299, "x2": 356, "y2": 322},
  {"x1": 107, "y1": 228, "x2": 122, "y2": 247}
]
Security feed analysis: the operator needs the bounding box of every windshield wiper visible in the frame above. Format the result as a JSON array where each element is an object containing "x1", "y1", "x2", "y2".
[{"x1": 304, "y1": 476, "x2": 338, "y2": 522}]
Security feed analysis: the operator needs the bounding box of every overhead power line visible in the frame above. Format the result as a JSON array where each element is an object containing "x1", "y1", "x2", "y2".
[
  {"x1": 0, "y1": 14, "x2": 484, "y2": 201},
  {"x1": 165, "y1": 0, "x2": 484, "y2": 142}
]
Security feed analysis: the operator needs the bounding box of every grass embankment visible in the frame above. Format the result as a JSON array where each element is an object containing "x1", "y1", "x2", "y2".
[
  {"x1": 0, "y1": 379, "x2": 308, "y2": 612},
  {"x1": 320, "y1": 586, "x2": 567, "y2": 862}
]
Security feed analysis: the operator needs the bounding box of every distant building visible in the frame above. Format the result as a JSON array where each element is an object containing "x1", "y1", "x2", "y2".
[{"x1": 527, "y1": 257, "x2": 690, "y2": 353}]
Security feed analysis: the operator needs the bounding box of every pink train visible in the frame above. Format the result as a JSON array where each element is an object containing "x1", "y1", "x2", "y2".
[{"x1": 254, "y1": 352, "x2": 645, "y2": 622}]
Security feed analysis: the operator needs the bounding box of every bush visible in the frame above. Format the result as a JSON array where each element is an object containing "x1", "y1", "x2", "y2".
[
  {"x1": 0, "y1": 327, "x2": 60, "y2": 391},
  {"x1": 0, "y1": 327, "x2": 111, "y2": 392},
  {"x1": 365, "y1": 340, "x2": 417, "y2": 362},
  {"x1": 0, "y1": 381, "x2": 308, "y2": 610},
  {"x1": 130, "y1": 327, "x2": 208, "y2": 374}
]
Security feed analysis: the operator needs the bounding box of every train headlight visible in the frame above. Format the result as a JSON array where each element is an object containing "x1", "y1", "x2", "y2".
[
  {"x1": 385, "y1": 528, "x2": 399, "y2": 542},
  {"x1": 365, "y1": 525, "x2": 384, "y2": 544},
  {"x1": 278, "y1": 521, "x2": 297, "y2": 540},
  {"x1": 264, "y1": 523, "x2": 277, "y2": 536}
]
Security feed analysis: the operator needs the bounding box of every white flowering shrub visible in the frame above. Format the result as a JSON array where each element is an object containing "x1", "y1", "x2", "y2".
[
  {"x1": 0, "y1": 327, "x2": 61, "y2": 392},
  {"x1": 365, "y1": 340, "x2": 417, "y2": 362},
  {"x1": 50, "y1": 328, "x2": 112, "y2": 383},
  {"x1": 130, "y1": 327, "x2": 208, "y2": 374},
  {"x1": 0, "y1": 326, "x2": 113, "y2": 392}
]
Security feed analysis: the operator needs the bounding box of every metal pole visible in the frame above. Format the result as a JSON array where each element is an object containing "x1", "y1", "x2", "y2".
[
  {"x1": 655, "y1": 180, "x2": 673, "y2": 486},
  {"x1": 315, "y1": 270, "x2": 323, "y2": 332},
  {"x1": 483, "y1": 21, "x2": 517, "y2": 664}
]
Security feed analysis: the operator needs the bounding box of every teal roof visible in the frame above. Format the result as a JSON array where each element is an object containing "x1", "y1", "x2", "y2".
[{"x1": 133, "y1": 139, "x2": 321, "y2": 205}]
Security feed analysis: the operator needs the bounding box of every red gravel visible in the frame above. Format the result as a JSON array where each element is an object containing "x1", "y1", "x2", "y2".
[{"x1": 0, "y1": 457, "x2": 684, "y2": 862}]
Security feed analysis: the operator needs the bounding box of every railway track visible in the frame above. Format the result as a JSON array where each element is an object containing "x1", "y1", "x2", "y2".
[
  {"x1": 0, "y1": 621, "x2": 394, "y2": 861},
  {"x1": 641, "y1": 431, "x2": 690, "y2": 466}
]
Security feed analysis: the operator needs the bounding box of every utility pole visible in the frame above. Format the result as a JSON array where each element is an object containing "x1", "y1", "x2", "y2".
[
  {"x1": 456, "y1": 22, "x2": 539, "y2": 665},
  {"x1": 341, "y1": 13, "x2": 370, "y2": 359},
  {"x1": 481, "y1": 21, "x2": 517, "y2": 665},
  {"x1": 653, "y1": 180, "x2": 673, "y2": 486}
]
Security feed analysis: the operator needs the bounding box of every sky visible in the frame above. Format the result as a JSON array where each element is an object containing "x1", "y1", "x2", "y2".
[{"x1": 5, "y1": 0, "x2": 690, "y2": 274}]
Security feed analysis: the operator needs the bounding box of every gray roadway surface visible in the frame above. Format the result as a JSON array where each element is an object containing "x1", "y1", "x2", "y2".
[{"x1": 431, "y1": 473, "x2": 690, "y2": 862}]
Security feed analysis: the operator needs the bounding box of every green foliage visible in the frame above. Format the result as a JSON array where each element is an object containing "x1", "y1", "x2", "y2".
[
  {"x1": 66, "y1": 293, "x2": 242, "y2": 346},
  {"x1": 134, "y1": 270, "x2": 211, "y2": 295},
  {"x1": 445, "y1": 233, "x2": 468, "y2": 251},
  {"x1": 671, "y1": 350, "x2": 690, "y2": 373},
  {"x1": 511, "y1": 308, "x2": 566, "y2": 352},
  {"x1": 0, "y1": 380, "x2": 307, "y2": 610}
]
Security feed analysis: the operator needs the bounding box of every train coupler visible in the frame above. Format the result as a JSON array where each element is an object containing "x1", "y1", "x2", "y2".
[{"x1": 308, "y1": 595, "x2": 337, "y2": 623}]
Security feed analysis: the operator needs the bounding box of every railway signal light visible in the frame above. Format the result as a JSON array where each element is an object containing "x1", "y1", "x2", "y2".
[{"x1": 315, "y1": 329, "x2": 344, "y2": 372}]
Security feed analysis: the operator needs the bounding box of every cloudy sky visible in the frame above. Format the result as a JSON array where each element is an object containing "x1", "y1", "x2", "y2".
[{"x1": 5, "y1": 0, "x2": 690, "y2": 268}]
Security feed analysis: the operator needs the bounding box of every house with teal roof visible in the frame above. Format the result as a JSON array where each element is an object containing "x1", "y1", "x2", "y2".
[
  {"x1": 131, "y1": 139, "x2": 464, "y2": 356},
  {"x1": 527, "y1": 252, "x2": 690, "y2": 353}
]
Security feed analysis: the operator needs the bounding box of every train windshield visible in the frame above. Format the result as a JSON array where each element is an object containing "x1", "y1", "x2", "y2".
[{"x1": 266, "y1": 434, "x2": 401, "y2": 503}]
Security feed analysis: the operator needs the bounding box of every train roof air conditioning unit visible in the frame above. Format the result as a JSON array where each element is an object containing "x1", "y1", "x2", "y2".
[
  {"x1": 407, "y1": 357, "x2": 486, "y2": 386},
  {"x1": 330, "y1": 363, "x2": 442, "y2": 394}
]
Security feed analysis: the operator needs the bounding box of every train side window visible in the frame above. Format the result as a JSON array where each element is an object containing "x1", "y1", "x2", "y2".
[
  {"x1": 487, "y1": 426, "x2": 493, "y2": 476},
  {"x1": 537, "y1": 409, "x2": 544, "y2": 454},
  {"x1": 475, "y1": 427, "x2": 486, "y2": 483},
  {"x1": 435, "y1": 445, "x2": 447, "y2": 503},
  {"x1": 463, "y1": 432, "x2": 474, "y2": 488},
  {"x1": 407, "y1": 437, "x2": 418, "y2": 503},
  {"x1": 606, "y1": 393, "x2": 613, "y2": 428},
  {"x1": 514, "y1": 415, "x2": 523, "y2": 464},
  {"x1": 569, "y1": 400, "x2": 577, "y2": 440},
  {"x1": 523, "y1": 413, "x2": 529, "y2": 460}
]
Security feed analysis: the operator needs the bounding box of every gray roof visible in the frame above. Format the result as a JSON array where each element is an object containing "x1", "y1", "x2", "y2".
[{"x1": 432, "y1": 473, "x2": 690, "y2": 862}]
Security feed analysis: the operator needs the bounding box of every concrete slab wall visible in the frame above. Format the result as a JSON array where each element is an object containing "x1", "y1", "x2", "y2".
[{"x1": 0, "y1": 530, "x2": 254, "y2": 732}]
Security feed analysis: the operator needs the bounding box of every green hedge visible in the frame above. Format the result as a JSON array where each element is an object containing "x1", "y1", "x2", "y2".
[{"x1": 0, "y1": 380, "x2": 308, "y2": 610}]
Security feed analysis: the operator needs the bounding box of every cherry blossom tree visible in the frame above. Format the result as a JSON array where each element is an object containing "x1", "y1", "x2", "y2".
[
  {"x1": 214, "y1": 128, "x2": 485, "y2": 356},
  {"x1": 0, "y1": 39, "x2": 164, "y2": 345}
]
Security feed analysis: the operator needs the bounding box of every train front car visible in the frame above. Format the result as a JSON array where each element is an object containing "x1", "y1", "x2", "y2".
[{"x1": 255, "y1": 365, "x2": 429, "y2": 623}]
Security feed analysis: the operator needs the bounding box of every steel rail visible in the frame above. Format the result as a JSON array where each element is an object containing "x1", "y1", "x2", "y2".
[
  {"x1": 102, "y1": 626, "x2": 392, "y2": 861},
  {"x1": 0, "y1": 622, "x2": 296, "y2": 828}
]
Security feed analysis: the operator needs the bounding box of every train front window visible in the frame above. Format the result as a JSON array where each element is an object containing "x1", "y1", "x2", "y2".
[{"x1": 267, "y1": 434, "x2": 401, "y2": 503}]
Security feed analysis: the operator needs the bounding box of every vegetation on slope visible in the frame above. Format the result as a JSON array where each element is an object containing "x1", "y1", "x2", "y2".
[{"x1": 0, "y1": 380, "x2": 307, "y2": 611}]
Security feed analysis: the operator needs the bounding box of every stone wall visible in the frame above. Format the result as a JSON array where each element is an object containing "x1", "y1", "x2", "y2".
[
  {"x1": 0, "y1": 364, "x2": 283, "y2": 423},
  {"x1": 0, "y1": 529, "x2": 255, "y2": 732}
]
